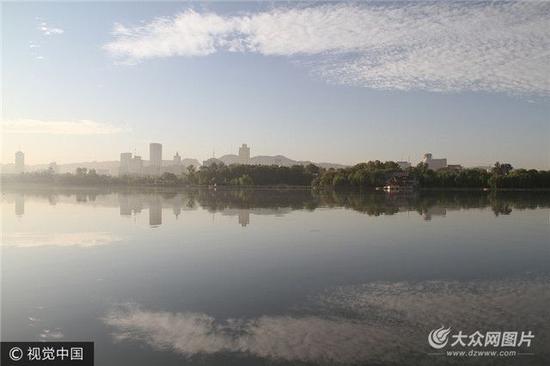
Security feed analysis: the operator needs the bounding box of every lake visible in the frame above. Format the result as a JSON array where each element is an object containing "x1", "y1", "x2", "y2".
[{"x1": 2, "y1": 188, "x2": 549, "y2": 365}]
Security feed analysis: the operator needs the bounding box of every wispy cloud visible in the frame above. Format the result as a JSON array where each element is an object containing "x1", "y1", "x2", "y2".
[
  {"x1": 31, "y1": 19, "x2": 63, "y2": 60},
  {"x1": 104, "y1": 3, "x2": 550, "y2": 96},
  {"x1": 2, "y1": 119, "x2": 126, "y2": 135},
  {"x1": 38, "y1": 22, "x2": 64, "y2": 36}
]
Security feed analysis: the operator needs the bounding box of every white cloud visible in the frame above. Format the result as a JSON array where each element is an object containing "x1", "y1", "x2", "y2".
[
  {"x1": 104, "y1": 3, "x2": 550, "y2": 96},
  {"x1": 106, "y1": 11, "x2": 236, "y2": 59},
  {"x1": 38, "y1": 22, "x2": 64, "y2": 36},
  {"x1": 2, "y1": 119, "x2": 126, "y2": 135}
]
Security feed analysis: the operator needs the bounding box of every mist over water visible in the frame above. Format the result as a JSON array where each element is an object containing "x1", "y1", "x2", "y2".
[{"x1": 2, "y1": 188, "x2": 549, "y2": 365}]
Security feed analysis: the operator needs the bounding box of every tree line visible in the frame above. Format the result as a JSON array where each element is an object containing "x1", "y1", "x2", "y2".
[
  {"x1": 2, "y1": 161, "x2": 549, "y2": 189},
  {"x1": 313, "y1": 161, "x2": 550, "y2": 190}
]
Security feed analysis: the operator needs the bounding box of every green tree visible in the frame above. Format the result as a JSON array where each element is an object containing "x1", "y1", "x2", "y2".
[{"x1": 238, "y1": 174, "x2": 254, "y2": 186}]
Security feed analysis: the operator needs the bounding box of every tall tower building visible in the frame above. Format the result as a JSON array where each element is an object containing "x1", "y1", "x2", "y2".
[
  {"x1": 120, "y1": 152, "x2": 132, "y2": 175},
  {"x1": 149, "y1": 143, "x2": 162, "y2": 174},
  {"x1": 14, "y1": 151, "x2": 25, "y2": 174},
  {"x1": 238, "y1": 143, "x2": 250, "y2": 165},
  {"x1": 173, "y1": 152, "x2": 182, "y2": 165}
]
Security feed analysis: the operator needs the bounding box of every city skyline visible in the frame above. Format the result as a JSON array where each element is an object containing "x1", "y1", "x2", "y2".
[
  {"x1": 2, "y1": 143, "x2": 490, "y2": 175},
  {"x1": 2, "y1": 2, "x2": 549, "y2": 169}
]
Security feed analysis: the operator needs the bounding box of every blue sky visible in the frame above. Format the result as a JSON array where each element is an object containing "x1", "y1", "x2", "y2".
[{"x1": 2, "y1": 1, "x2": 549, "y2": 168}]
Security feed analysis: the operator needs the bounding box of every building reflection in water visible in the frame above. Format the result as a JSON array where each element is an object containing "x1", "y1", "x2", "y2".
[
  {"x1": 12, "y1": 194, "x2": 59, "y2": 217},
  {"x1": 238, "y1": 209, "x2": 250, "y2": 227},
  {"x1": 149, "y1": 196, "x2": 162, "y2": 227},
  {"x1": 119, "y1": 195, "x2": 144, "y2": 216},
  {"x1": 15, "y1": 194, "x2": 24, "y2": 216},
  {"x1": 422, "y1": 206, "x2": 447, "y2": 221},
  {"x1": 8, "y1": 190, "x2": 548, "y2": 229},
  {"x1": 48, "y1": 195, "x2": 58, "y2": 206},
  {"x1": 172, "y1": 197, "x2": 182, "y2": 219}
]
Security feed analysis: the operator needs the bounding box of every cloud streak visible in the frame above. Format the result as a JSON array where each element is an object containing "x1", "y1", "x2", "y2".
[
  {"x1": 38, "y1": 22, "x2": 64, "y2": 36},
  {"x1": 2, "y1": 119, "x2": 126, "y2": 135},
  {"x1": 104, "y1": 3, "x2": 550, "y2": 96}
]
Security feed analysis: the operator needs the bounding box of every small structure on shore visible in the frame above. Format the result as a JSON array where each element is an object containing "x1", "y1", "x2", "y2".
[{"x1": 382, "y1": 172, "x2": 417, "y2": 193}]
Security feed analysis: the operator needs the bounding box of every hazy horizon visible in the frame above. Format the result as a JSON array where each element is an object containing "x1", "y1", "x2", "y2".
[
  {"x1": 2, "y1": 1, "x2": 549, "y2": 169},
  {"x1": 0, "y1": 145, "x2": 521, "y2": 170}
]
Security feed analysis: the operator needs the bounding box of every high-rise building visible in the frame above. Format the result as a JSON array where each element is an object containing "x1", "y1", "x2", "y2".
[
  {"x1": 150, "y1": 143, "x2": 162, "y2": 174},
  {"x1": 120, "y1": 152, "x2": 143, "y2": 176},
  {"x1": 173, "y1": 152, "x2": 182, "y2": 165},
  {"x1": 120, "y1": 152, "x2": 132, "y2": 175},
  {"x1": 14, "y1": 151, "x2": 24, "y2": 174},
  {"x1": 129, "y1": 155, "x2": 143, "y2": 175},
  {"x1": 238, "y1": 143, "x2": 250, "y2": 164},
  {"x1": 422, "y1": 153, "x2": 447, "y2": 171}
]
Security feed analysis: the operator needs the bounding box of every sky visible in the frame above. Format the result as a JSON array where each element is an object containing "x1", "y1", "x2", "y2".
[{"x1": 2, "y1": 1, "x2": 549, "y2": 169}]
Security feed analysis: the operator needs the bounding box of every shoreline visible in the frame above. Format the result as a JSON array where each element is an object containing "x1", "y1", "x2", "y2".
[{"x1": 2, "y1": 182, "x2": 550, "y2": 193}]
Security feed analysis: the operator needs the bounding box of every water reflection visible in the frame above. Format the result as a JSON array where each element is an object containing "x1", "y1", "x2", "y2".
[
  {"x1": 119, "y1": 195, "x2": 143, "y2": 216},
  {"x1": 2, "y1": 187, "x2": 549, "y2": 365},
  {"x1": 149, "y1": 196, "x2": 162, "y2": 227},
  {"x1": 15, "y1": 193, "x2": 24, "y2": 216},
  {"x1": 4, "y1": 189, "x2": 550, "y2": 229},
  {"x1": 422, "y1": 206, "x2": 446, "y2": 221},
  {"x1": 238, "y1": 209, "x2": 250, "y2": 227},
  {"x1": 3, "y1": 232, "x2": 121, "y2": 248},
  {"x1": 103, "y1": 276, "x2": 550, "y2": 364}
]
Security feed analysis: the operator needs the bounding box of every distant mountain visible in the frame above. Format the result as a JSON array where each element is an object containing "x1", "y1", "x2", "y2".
[
  {"x1": 166, "y1": 159, "x2": 202, "y2": 168},
  {"x1": 216, "y1": 154, "x2": 347, "y2": 169},
  {"x1": 217, "y1": 154, "x2": 240, "y2": 165},
  {"x1": 1, "y1": 154, "x2": 345, "y2": 175},
  {"x1": 1, "y1": 158, "x2": 201, "y2": 175},
  {"x1": 1, "y1": 161, "x2": 122, "y2": 175}
]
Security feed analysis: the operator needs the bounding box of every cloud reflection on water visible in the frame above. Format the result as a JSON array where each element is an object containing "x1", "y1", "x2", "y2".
[
  {"x1": 2, "y1": 232, "x2": 121, "y2": 248},
  {"x1": 103, "y1": 277, "x2": 550, "y2": 363},
  {"x1": 103, "y1": 305, "x2": 399, "y2": 363}
]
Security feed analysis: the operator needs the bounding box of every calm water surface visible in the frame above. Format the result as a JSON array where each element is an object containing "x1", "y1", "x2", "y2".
[{"x1": 2, "y1": 188, "x2": 550, "y2": 365}]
